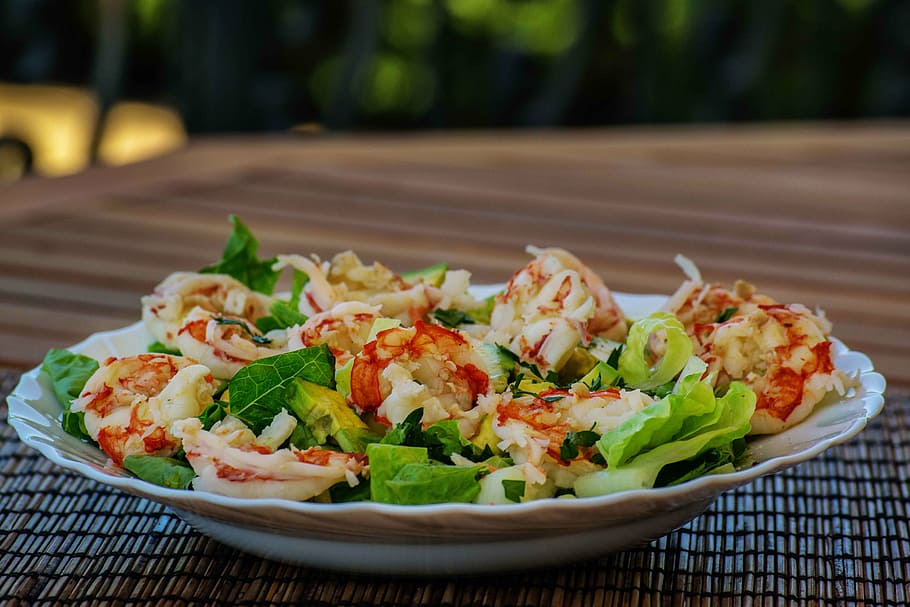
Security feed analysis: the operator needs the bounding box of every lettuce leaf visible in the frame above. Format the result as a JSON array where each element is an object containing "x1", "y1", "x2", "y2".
[
  {"x1": 597, "y1": 377, "x2": 717, "y2": 469},
  {"x1": 227, "y1": 345, "x2": 335, "y2": 433},
  {"x1": 255, "y1": 269, "x2": 310, "y2": 332},
  {"x1": 618, "y1": 312, "x2": 693, "y2": 390},
  {"x1": 123, "y1": 455, "x2": 196, "y2": 489},
  {"x1": 575, "y1": 381, "x2": 756, "y2": 496},
  {"x1": 41, "y1": 348, "x2": 99, "y2": 442},
  {"x1": 366, "y1": 443, "x2": 429, "y2": 504},
  {"x1": 200, "y1": 215, "x2": 280, "y2": 295},
  {"x1": 383, "y1": 462, "x2": 485, "y2": 505},
  {"x1": 380, "y1": 408, "x2": 476, "y2": 462}
]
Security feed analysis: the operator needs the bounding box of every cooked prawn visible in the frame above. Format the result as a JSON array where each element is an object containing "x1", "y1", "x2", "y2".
[
  {"x1": 349, "y1": 321, "x2": 492, "y2": 430},
  {"x1": 70, "y1": 353, "x2": 215, "y2": 466},
  {"x1": 286, "y1": 301, "x2": 381, "y2": 366},
  {"x1": 175, "y1": 306, "x2": 285, "y2": 380},
  {"x1": 274, "y1": 251, "x2": 479, "y2": 324},
  {"x1": 172, "y1": 415, "x2": 365, "y2": 500},
  {"x1": 488, "y1": 246, "x2": 627, "y2": 374},
  {"x1": 493, "y1": 385, "x2": 655, "y2": 470},
  {"x1": 663, "y1": 255, "x2": 774, "y2": 331},
  {"x1": 691, "y1": 303, "x2": 850, "y2": 434},
  {"x1": 142, "y1": 272, "x2": 274, "y2": 350}
]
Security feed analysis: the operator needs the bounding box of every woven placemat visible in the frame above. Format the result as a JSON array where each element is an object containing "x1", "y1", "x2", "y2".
[{"x1": 2, "y1": 368, "x2": 908, "y2": 606}]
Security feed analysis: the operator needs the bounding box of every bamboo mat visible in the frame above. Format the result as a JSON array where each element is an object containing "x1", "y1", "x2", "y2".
[{"x1": 3, "y1": 371, "x2": 909, "y2": 606}]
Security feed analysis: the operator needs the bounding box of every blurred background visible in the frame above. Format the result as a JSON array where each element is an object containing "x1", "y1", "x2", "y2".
[{"x1": 1, "y1": 0, "x2": 907, "y2": 183}]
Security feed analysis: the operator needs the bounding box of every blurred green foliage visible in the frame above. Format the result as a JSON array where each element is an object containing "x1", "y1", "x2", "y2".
[{"x1": 0, "y1": 0, "x2": 906, "y2": 132}]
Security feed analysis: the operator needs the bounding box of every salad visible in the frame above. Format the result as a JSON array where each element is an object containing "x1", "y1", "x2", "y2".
[{"x1": 40, "y1": 216, "x2": 853, "y2": 506}]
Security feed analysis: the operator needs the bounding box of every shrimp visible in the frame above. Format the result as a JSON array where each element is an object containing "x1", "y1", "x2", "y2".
[
  {"x1": 488, "y1": 246, "x2": 627, "y2": 374},
  {"x1": 286, "y1": 301, "x2": 381, "y2": 366},
  {"x1": 142, "y1": 272, "x2": 274, "y2": 350},
  {"x1": 175, "y1": 306, "x2": 285, "y2": 380},
  {"x1": 493, "y1": 385, "x2": 655, "y2": 467},
  {"x1": 349, "y1": 321, "x2": 492, "y2": 429},
  {"x1": 691, "y1": 303, "x2": 850, "y2": 434},
  {"x1": 70, "y1": 353, "x2": 215, "y2": 466},
  {"x1": 172, "y1": 416, "x2": 365, "y2": 501},
  {"x1": 275, "y1": 251, "x2": 479, "y2": 325},
  {"x1": 663, "y1": 255, "x2": 774, "y2": 331}
]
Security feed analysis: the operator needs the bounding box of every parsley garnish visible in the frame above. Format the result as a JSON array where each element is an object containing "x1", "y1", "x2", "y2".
[
  {"x1": 559, "y1": 428, "x2": 600, "y2": 460},
  {"x1": 213, "y1": 316, "x2": 272, "y2": 345},
  {"x1": 715, "y1": 307, "x2": 738, "y2": 323},
  {"x1": 432, "y1": 308, "x2": 475, "y2": 329},
  {"x1": 502, "y1": 479, "x2": 526, "y2": 503}
]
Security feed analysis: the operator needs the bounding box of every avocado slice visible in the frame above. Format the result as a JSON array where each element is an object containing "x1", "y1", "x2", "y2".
[
  {"x1": 286, "y1": 378, "x2": 379, "y2": 452},
  {"x1": 401, "y1": 263, "x2": 448, "y2": 287}
]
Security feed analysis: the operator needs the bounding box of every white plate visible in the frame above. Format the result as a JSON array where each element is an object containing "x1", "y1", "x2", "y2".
[{"x1": 6, "y1": 293, "x2": 886, "y2": 575}]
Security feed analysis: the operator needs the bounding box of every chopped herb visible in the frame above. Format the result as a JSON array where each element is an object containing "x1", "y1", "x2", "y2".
[
  {"x1": 200, "y1": 215, "x2": 280, "y2": 295},
  {"x1": 506, "y1": 373, "x2": 537, "y2": 399},
  {"x1": 502, "y1": 479, "x2": 526, "y2": 503},
  {"x1": 559, "y1": 428, "x2": 600, "y2": 460},
  {"x1": 715, "y1": 307, "x2": 738, "y2": 323},
  {"x1": 539, "y1": 395, "x2": 565, "y2": 403},
  {"x1": 147, "y1": 341, "x2": 181, "y2": 355},
  {"x1": 605, "y1": 344, "x2": 624, "y2": 369},
  {"x1": 431, "y1": 308, "x2": 475, "y2": 329},
  {"x1": 198, "y1": 401, "x2": 228, "y2": 430},
  {"x1": 584, "y1": 369, "x2": 603, "y2": 391},
  {"x1": 213, "y1": 316, "x2": 272, "y2": 345}
]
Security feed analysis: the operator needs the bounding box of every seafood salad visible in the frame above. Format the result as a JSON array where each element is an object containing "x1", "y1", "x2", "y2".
[{"x1": 41, "y1": 216, "x2": 854, "y2": 505}]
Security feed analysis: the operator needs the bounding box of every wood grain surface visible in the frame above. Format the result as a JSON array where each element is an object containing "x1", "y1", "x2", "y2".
[{"x1": 1, "y1": 123, "x2": 908, "y2": 386}]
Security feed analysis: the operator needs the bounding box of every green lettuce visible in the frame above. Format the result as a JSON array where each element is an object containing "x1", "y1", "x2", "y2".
[
  {"x1": 123, "y1": 455, "x2": 196, "y2": 489},
  {"x1": 255, "y1": 269, "x2": 309, "y2": 332},
  {"x1": 227, "y1": 345, "x2": 335, "y2": 433},
  {"x1": 200, "y1": 215, "x2": 280, "y2": 295},
  {"x1": 618, "y1": 312, "x2": 693, "y2": 390},
  {"x1": 366, "y1": 442, "x2": 486, "y2": 505},
  {"x1": 41, "y1": 348, "x2": 99, "y2": 442},
  {"x1": 575, "y1": 381, "x2": 756, "y2": 496}
]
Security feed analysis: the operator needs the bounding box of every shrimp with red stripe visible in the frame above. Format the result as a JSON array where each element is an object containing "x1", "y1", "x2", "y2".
[
  {"x1": 691, "y1": 303, "x2": 850, "y2": 434},
  {"x1": 70, "y1": 353, "x2": 215, "y2": 466},
  {"x1": 488, "y1": 246, "x2": 627, "y2": 375},
  {"x1": 172, "y1": 414, "x2": 365, "y2": 500},
  {"x1": 349, "y1": 321, "x2": 494, "y2": 431},
  {"x1": 286, "y1": 301, "x2": 381, "y2": 367},
  {"x1": 142, "y1": 272, "x2": 274, "y2": 350},
  {"x1": 175, "y1": 306, "x2": 286, "y2": 380}
]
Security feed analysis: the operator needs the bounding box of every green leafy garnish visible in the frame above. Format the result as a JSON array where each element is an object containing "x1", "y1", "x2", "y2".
[
  {"x1": 198, "y1": 401, "x2": 228, "y2": 430},
  {"x1": 255, "y1": 269, "x2": 310, "y2": 332},
  {"x1": 213, "y1": 316, "x2": 272, "y2": 345},
  {"x1": 123, "y1": 455, "x2": 196, "y2": 489},
  {"x1": 715, "y1": 307, "x2": 738, "y2": 323},
  {"x1": 574, "y1": 381, "x2": 756, "y2": 496},
  {"x1": 502, "y1": 479, "x2": 526, "y2": 503},
  {"x1": 559, "y1": 428, "x2": 600, "y2": 460},
  {"x1": 431, "y1": 308, "x2": 475, "y2": 329},
  {"x1": 227, "y1": 345, "x2": 335, "y2": 433},
  {"x1": 41, "y1": 348, "x2": 99, "y2": 442},
  {"x1": 380, "y1": 408, "x2": 475, "y2": 462},
  {"x1": 200, "y1": 215, "x2": 280, "y2": 295},
  {"x1": 328, "y1": 478, "x2": 371, "y2": 503},
  {"x1": 618, "y1": 312, "x2": 693, "y2": 391},
  {"x1": 147, "y1": 341, "x2": 181, "y2": 355}
]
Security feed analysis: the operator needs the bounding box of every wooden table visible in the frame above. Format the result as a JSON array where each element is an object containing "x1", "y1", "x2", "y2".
[
  {"x1": 2, "y1": 122, "x2": 908, "y2": 386},
  {"x1": 2, "y1": 123, "x2": 909, "y2": 606}
]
